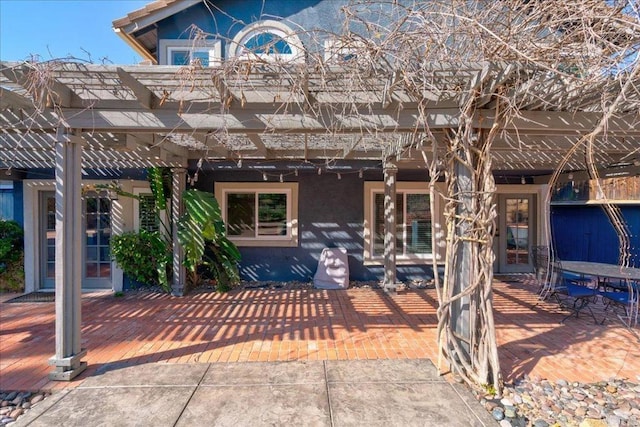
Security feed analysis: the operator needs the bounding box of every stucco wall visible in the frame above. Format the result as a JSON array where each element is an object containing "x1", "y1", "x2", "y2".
[{"x1": 196, "y1": 165, "x2": 438, "y2": 282}]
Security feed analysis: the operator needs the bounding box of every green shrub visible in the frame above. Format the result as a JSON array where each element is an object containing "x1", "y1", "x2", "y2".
[
  {"x1": 0, "y1": 252, "x2": 24, "y2": 292},
  {"x1": 0, "y1": 220, "x2": 23, "y2": 267},
  {"x1": 0, "y1": 220, "x2": 24, "y2": 292},
  {"x1": 110, "y1": 230, "x2": 171, "y2": 292}
]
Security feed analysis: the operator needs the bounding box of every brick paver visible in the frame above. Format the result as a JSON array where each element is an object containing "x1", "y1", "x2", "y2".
[{"x1": 1, "y1": 276, "x2": 638, "y2": 392}]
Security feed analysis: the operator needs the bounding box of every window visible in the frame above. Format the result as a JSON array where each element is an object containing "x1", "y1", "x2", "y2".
[
  {"x1": 324, "y1": 38, "x2": 367, "y2": 64},
  {"x1": 0, "y1": 180, "x2": 13, "y2": 220},
  {"x1": 159, "y1": 39, "x2": 221, "y2": 66},
  {"x1": 364, "y1": 182, "x2": 440, "y2": 263},
  {"x1": 138, "y1": 194, "x2": 159, "y2": 232},
  {"x1": 229, "y1": 20, "x2": 304, "y2": 63},
  {"x1": 133, "y1": 187, "x2": 164, "y2": 233},
  {"x1": 215, "y1": 182, "x2": 298, "y2": 247}
]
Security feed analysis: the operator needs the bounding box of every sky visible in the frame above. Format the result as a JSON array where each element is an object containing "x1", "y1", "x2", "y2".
[{"x1": 0, "y1": 0, "x2": 150, "y2": 64}]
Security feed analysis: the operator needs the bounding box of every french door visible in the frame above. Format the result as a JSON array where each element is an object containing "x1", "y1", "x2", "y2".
[
  {"x1": 497, "y1": 195, "x2": 535, "y2": 273},
  {"x1": 40, "y1": 191, "x2": 112, "y2": 290}
]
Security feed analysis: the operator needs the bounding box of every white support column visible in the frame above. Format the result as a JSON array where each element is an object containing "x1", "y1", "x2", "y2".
[
  {"x1": 171, "y1": 168, "x2": 187, "y2": 296},
  {"x1": 383, "y1": 162, "x2": 398, "y2": 292},
  {"x1": 49, "y1": 128, "x2": 86, "y2": 381}
]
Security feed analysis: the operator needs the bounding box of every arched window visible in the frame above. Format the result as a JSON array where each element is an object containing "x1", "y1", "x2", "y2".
[{"x1": 230, "y1": 20, "x2": 304, "y2": 63}]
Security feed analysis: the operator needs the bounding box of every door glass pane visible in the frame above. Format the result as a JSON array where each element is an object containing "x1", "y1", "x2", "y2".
[
  {"x1": 46, "y1": 262, "x2": 55, "y2": 278},
  {"x1": 227, "y1": 193, "x2": 255, "y2": 237},
  {"x1": 45, "y1": 195, "x2": 56, "y2": 278},
  {"x1": 506, "y1": 198, "x2": 529, "y2": 265},
  {"x1": 99, "y1": 263, "x2": 111, "y2": 278},
  {"x1": 86, "y1": 197, "x2": 97, "y2": 213},
  {"x1": 85, "y1": 196, "x2": 111, "y2": 279},
  {"x1": 86, "y1": 212, "x2": 98, "y2": 245},
  {"x1": 86, "y1": 263, "x2": 98, "y2": 278},
  {"x1": 258, "y1": 193, "x2": 287, "y2": 236},
  {"x1": 86, "y1": 247, "x2": 98, "y2": 261},
  {"x1": 406, "y1": 194, "x2": 432, "y2": 254}
]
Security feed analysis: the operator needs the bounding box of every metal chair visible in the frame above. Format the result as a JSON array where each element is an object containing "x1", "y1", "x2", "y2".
[
  {"x1": 599, "y1": 280, "x2": 639, "y2": 328},
  {"x1": 540, "y1": 259, "x2": 599, "y2": 323},
  {"x1": 557, "y1": 280, "x2": 600, "y2": 324}
]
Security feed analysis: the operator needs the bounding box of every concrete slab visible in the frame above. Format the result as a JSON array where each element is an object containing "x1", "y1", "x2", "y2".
[
  {"x1": 19, "y1": 360, "x2": 497, "y2": 427},
  {"x1": 25, "y1": 386, "x2": 195, "y2": 427},
  {"x1": 177, "y1": 384, "x2": 330, "y2": 427},
  {"x1": 201, "y1": 360, "x2": 325, "y2": 385},
  {"x1": 325, "y1": 358, "x2": 441, "y2": 383},
  {"x1": 79, "y1": 362, "x2": 209, "y2": 387},
  {"x1": 328, "y1": 382, "x2": 490, "y2": 427}
]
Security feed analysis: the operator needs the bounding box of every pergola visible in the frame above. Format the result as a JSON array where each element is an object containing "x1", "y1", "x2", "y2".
[{"x1": 1, "y1": 60, "x2": 639, "y2": 380}]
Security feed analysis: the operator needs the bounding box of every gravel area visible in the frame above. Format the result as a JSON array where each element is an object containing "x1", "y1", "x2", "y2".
[
  {"x1": 474, "y1": 376, "x2": 640, "y2": 426},
  {"x1": 0, "y1": 391, "x2": 50, "y2": 425}
]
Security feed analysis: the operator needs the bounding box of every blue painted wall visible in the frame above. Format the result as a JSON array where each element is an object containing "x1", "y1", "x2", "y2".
[
  {"x1": 551, "y1": 205, "x2": 640, "y2": 267},
  {"x1": 196, "y1": 163, "x2": 436, "y2": 282},
  {"x1": 154, "y1": 0, "x2": 403, "y2": 59},
  {"x1": 13, "y1": 181, "x2": 23, "y2": 227}
]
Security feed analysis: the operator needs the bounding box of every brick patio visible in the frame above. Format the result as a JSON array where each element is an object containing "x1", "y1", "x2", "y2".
[{"x1": 1, "y1": 276, "x2": 638, "y2": 392}]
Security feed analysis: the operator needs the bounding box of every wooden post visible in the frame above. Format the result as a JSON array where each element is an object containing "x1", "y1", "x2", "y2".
[
  {"x1": 49, "y1": 128, "x2": 86, "y2": 381},
  {"x1": 451, "y1": 151, "x2": 472, "y2": 357},
  {"x1": 383, "y1": 162, "x2": 398, "y2": 292},
  {"x1": 171, "y1": 168, "x2": 187, "y2": 296}
]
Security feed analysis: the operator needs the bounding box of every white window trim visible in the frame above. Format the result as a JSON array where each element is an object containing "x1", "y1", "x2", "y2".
[
  {"x1": 323, "y1": 38, "x2": 368, "y2": 64},
  {"x1": 159, "y1": 39, "x2": 222, "y2": 66},
  {"x1": 228, "y1": 20, "x2": 305, "y2": 63},
  {"x1": 215, "y1": 182, "x2": 298, "y2": 247},
  {"x1": 363, "y1": 181, "x2": 443, "y2": 265}
]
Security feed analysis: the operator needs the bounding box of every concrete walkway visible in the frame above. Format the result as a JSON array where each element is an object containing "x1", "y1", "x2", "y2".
[{"x1": 15, "y1": 359, "x2": 496, "y2": 426}]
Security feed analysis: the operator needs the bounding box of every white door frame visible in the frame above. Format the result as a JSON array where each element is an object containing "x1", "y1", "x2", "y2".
[
  {"x1": 22, "y1": 180, "x2": 125, "y2": 292},
  {"x1": 494, "y1": 184, "x2": 548, "y2": 273}
]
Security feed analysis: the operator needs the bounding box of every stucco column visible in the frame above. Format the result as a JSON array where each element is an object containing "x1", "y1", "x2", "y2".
[
  {"x1": 171, "y1": 168, "x2": 187, "y2": 296},
  {"x1": 49, "y1": 128, "x2": 86, "y2": 381},
  {"x1": 383, "y1": 162, "x2": 398, "y2": 292}
]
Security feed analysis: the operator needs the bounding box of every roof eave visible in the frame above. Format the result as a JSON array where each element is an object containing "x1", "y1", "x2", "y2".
[
  {"x1": 113, "y1": 28, "x2": 158, "y2": 65},
  {"x1": 113, "y1": 0, "x2": 202, "y2": 34}
]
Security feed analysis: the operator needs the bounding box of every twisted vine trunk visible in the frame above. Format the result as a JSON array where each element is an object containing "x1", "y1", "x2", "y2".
[{"x1": 433, "y1": 99, "x2": 504, "y2": 394}]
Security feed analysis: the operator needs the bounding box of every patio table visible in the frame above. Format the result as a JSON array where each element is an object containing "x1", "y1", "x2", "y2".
[{"x1": 560, "y1": 260, "x2": 640, "y2": 327}]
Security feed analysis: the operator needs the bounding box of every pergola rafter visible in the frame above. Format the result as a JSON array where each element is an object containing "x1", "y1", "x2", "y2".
[{"x1": 1, "y1": 61, "x2": 639, "y2": 171}]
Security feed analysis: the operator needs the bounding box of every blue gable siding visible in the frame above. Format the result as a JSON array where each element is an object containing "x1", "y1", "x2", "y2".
[
  {"x1": 196, "y1": 164, "x2": 436, "y2": 283},
  {"x1": 551, "y1": 205, "x2": 640, "y2": 267},
  {"x1": 156, "y1": 0, "x2": 367, "y2": 57}
]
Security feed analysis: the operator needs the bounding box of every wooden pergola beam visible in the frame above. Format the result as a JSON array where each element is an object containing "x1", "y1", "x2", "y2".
[
  {"x1": 2, "y1": 107, "x2": 637, "y2": 136},
  {"x1": 117, "y1": 67, "x2": 159, "y2": 109},
  {"x1": 0, "y1": 88, "x2": 33, "y2": 109}
]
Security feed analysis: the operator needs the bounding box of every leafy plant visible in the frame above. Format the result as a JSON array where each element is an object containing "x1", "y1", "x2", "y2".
[
  {"x1": 110, "y1": 229, "x2": 171, "y2": 292},
  {"x1": 0, "y1": 220, "x2": 24, "y2": 292},
  {"x1": 108, "y1": 168, "x2": 240, "y2": 294},
  {"x1": 0, "y1": 220, "x2": 23, "y2": 268},
  {"x1": 177, "y1": 189, "x2": 241, "y2": 292}
]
